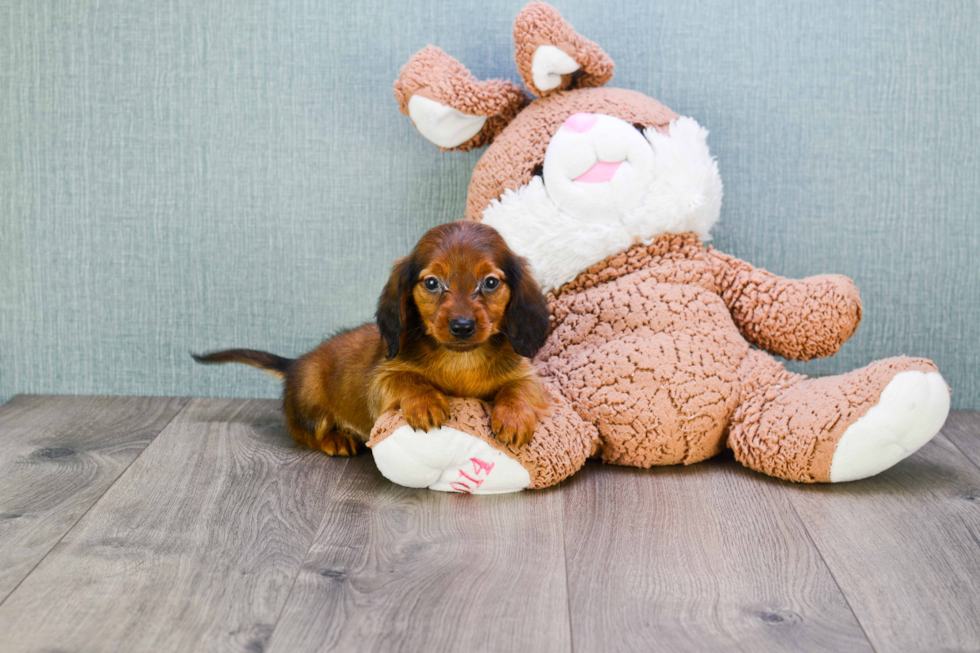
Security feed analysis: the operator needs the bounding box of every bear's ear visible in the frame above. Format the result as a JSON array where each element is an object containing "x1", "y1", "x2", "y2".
[
  {"x1": 513, "y1": 2, "x2": 614, "y2": 97},
  {"x1": 394, "y1": 46, "x2": 530, "y2": 152}
]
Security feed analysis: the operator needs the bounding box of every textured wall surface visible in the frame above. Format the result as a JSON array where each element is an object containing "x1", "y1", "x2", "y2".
[{"x1": 1, "y1": 0, "x2": 978, "y2": 408}]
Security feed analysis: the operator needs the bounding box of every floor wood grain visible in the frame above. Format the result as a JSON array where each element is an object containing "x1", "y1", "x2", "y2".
[
  {"x1": 942, "y1": 410, "x2": 980, "y2": 471},
  {"x1": 1, "y1": 397, "x2": 978, "y2": 652},
  {"x1": 561, "y1": 455, "x2": 873, "y2": 653},
  {"x1": 0, "y1": 395, "x2": 187, "y2": 602},
  {"x1": 0, "y1": 398, "x2": 345, "y2": 653},
  {"x1": 266, "y1": 455, "x2": 572, "y2": 653},
  {"x1": 784, "y1": 432, "x2": 980, "y2": 652}
]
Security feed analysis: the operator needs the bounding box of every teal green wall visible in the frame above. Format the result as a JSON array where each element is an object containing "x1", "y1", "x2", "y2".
[{"x1": 2, "y1": 0, "x2": 978, "y2": 407}]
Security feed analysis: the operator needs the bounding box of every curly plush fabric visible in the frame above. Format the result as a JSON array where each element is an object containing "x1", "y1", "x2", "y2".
[
  {"x1": 705, "y1": 248, "x2": 863, "y2": 361},
  {"x1": 393, "y1": 46, "x2": 530, "y2": 152},
  {"x1": 539, "y1": 236, "x2": 945, "y2": 479},
  {"x1": 540, "y1": 236, "x2": 748, "y2": 467},
  {"x1": 729, "y1": 352, "x2": 940, "y2": 481},
  {"x1": 549, "y1": 233, "x2": 716, "y2": 300},
  {"x1": 513, "y1": 1, "x2": 615, "y2": 96}
]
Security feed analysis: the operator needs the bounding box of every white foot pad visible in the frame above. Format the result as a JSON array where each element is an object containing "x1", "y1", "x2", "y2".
[
  {"x1": 372, "y1": 425, "x2": 531, "y2": 494},
  {"x1": 830, "y1": 371, "x2": 950, "y2": 482}
]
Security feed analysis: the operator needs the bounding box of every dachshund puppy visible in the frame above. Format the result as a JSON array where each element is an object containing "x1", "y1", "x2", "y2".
[{"x1": 193, "y1": 220, "x2": 551, "y2": 456}]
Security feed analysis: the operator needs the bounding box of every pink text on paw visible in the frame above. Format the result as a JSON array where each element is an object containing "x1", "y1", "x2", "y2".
[{"x1": 449, "y1": 457, "x2": 495, "y2": 493}]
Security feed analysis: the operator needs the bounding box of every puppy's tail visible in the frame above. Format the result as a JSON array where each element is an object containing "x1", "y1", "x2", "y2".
[{"x1": 192, "y1": 349, "x2": 293, "y2": 381}]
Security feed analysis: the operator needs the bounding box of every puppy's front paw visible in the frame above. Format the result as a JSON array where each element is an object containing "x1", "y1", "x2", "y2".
[
  {"x1": 402, "y1": 390, "x2": 451, "y2": 432},
  {"x1": 491, "y1": 401, "x2": 538, "y2": 448}
]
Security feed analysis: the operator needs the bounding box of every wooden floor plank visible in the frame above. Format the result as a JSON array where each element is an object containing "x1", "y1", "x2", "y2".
[
  {"x1": 562, "y1": 456, "x2": 873, "y2": 653},
  {"x1": 4, "y1": 399, "x2": 976, "y2": 652},
  {"x1": 266, "y1": 455, "x2": 572, "y2": 653},
  {"x1": 0, "y1": 394, "x2": 187, "y2": 602},
  {"x1": 941, "y1": 411, "x2": 980, "y2": 472},
  {"x1": 0, "y1": 398, "x2": 345, "y2": 653},
  {"x1": 785, "y1": 431, "x2": 980, "y2": 652}
]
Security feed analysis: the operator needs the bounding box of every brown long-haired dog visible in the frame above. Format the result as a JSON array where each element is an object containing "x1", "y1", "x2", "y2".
[{"x1": 193, "y1": 221, "x2": 551, "y2": 456}]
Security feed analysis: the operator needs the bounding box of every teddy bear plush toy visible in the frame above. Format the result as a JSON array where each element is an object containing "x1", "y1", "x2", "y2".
[{"x1": 368, "y1": 2, "x2": 951, "y2": 493}]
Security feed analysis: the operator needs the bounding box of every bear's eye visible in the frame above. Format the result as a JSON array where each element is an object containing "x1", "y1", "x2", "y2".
[
  {"x1": 482, "y1": 277, "x2": 500, "y2": 292},
  {"x1": 423, "y1": 277, "x2": 441, "y2": 292}
]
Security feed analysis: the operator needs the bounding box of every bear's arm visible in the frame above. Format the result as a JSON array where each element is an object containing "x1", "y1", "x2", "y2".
[{"x1": 704, "y1": 248, "x2": 863, "y2": 361}]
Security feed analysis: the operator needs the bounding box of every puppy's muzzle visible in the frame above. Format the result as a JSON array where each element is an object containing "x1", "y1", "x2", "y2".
[{"x1": 448, "y1": 317, "x2": 476, "y2": 339}]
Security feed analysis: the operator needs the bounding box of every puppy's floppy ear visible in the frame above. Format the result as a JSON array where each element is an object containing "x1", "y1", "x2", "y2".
[
  {"x1": 502, "y1": 251, "x2": 550, "y2": 358},
  {"x1": 376, "y1": 256, "x2": 417, "y2": 359}
]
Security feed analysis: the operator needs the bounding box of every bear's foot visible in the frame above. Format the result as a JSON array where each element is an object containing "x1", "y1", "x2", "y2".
[
  {"x1": 829, "y1": 369, "x2": 949, "y2": 482},
  {"x1": 371, "y1": 423, "x2": 532, "y2": 494},
  {"x1": 368, "y1": 393, "x2": 599, "y2": 493},
  {"x1": 730, "y1": 352, "x2": 950, "y2": 483}
]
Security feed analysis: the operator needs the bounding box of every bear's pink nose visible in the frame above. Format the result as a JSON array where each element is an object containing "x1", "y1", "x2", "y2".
[{"x1": 563, "y1": 112, "x2": 597, "y2": 133}]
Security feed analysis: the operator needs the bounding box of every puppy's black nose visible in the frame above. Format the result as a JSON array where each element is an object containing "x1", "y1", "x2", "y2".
[{"x1": 449, "y1": 318, "x2": 476, "y2": 339}]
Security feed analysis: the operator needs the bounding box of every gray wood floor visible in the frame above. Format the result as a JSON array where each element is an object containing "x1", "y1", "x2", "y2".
[{"x1": 0, "y1": 396, "x2": 977, "y2": 653}]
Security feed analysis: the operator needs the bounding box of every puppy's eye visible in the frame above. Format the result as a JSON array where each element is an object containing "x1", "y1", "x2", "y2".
[
  {"x1": 423, "y1": 277, "x2": 441, "y2": 292},
  {"x1": 482, "y1": 277, "x2": 500, "y2": 291}
]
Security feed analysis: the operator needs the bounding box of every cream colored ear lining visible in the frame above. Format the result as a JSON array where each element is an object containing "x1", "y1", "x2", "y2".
[
  {"x1": 531, "y1": 45, "x2": 581, "y2": 92},
  {"x1": 407, "y1": 95, "x2": 488, "y2": 149}
]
